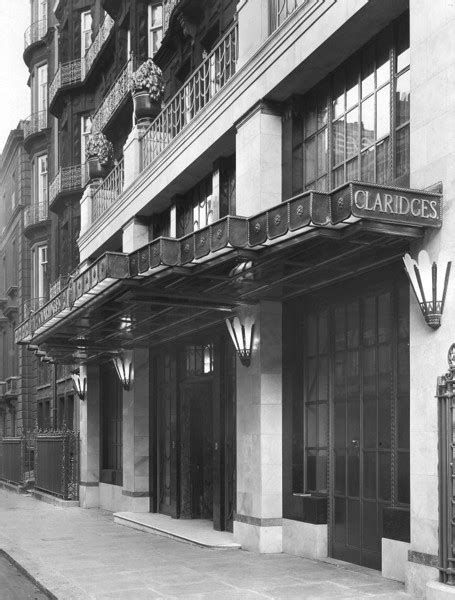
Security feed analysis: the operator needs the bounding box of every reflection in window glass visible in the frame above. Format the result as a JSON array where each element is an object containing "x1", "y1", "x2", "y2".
[
  {"x1": 346, "y1": 108, "x2": 360, "y2": 158},
  {"x1": 396, "y1": 126, "x2": 410, "y2": 179},
  {"x1": 396, "y1": 71, "x2": 410, "y2": 126},
  {"x1": 361, "y1": 96, "x2": 375, "y2": 149},
  {"x1": 376, "y1": 138, "x2": 389, "y2": 184},
  {"x1": 361, "y1": 147, "x2": 375, "y2": 182},
  {"x1": 376, "y1": 84, "x2": 390, "y2": 140}
]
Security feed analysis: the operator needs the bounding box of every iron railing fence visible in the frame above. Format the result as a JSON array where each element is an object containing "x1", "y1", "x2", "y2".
[
  {"x1": 49, "y1": 59, "x2": 82, "y2": 106},
  {"x1": 49, "y1": 164, "x2": 82, "y2": 205},
  {"x1": 437, "y1": 345, "x2": 455, "y2": 585},
  {"x1": 83, "y1": 14, "x2": 115, "y2": 78},
  {"x1": 269, "y1": 0, "x2": 311, "y2": 32},
  {"x1": 23, "y1": 110, "x2": 48, "y2": 140},
  {"x1": 91, "y1": 158, "x2": 125, "y2": 223},
  {"x1": 91, "y1": 58, "x2": 135, "y2": 133},
  {"x1": 35, "y1": 430, "x2": 79, "y2": 500},
  {"x1": 141, "y1": 25, "x2": 238, "y2": 171},
  {"x1": 24, "y1": 201, "x2": 49, "y2": 228},
  {"x1": 24, "y1": 19, "x2": 47, "y2": 50},
  {"x1": 21, "y1": 297, "x2": 47, "y2": 320},
  {"x1": 0, "y1": 433, "x2": 34, "y2": 485}
]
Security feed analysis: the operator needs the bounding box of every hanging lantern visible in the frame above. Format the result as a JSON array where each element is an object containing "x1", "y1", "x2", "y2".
[
  {"x1": 112, "y1": 351, "x2": 134, "y2": 390},
  {"x1": 225, "y1": 315, "x2": 255, "y2": 367},
  {"x1": 71, "y1": 365, "x2": 87, "y2": 400},
  {"x1": 403, "y1": 250, "x2": 451, "y2": 329}
]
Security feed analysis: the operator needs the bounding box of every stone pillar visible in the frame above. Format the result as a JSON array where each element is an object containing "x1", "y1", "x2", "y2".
[
  {"x1": 122, "y1": 217, "x2": 149, "y2": 253},
  {"x1": 236, "y1": 101, "x2": 282, "y2": 216},
  {"x1": 407, "y1": 1, "x2": 455, "y2": 597},
  {"x1": 234, "y1": 301, "x2": 283, "y2": 553},
  {"x1": 79, "y1": 184, "x2": 97, "y2": 237},
  {"x1": 121, "y1": 348, "x2": 150, "y2": 512},
  {"x1": 236, "y1": 0, "x2": 270, "y2": 68},
  {"x1": 79, "y1": 363, "x2": 100, "y2": 508},
  {"x1": 123, "y1": 123, "x2": 149, "y2": 190}
]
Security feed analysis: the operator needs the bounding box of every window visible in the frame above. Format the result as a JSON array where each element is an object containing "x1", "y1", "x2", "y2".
[
  {"x1": 184, "y1": 345, "x2": 214, "y2": 377},
  {"x1": 37, "y1": 155, "x2": 48, "y2": 207},
  {"x1": 80, "y1": 116, "x2": 92, "y2": 164},
  {"x1": 81, "y1": 10, "x2": 92, "y2": 57},
  {"x1": 31, "y1": 0, "x2": 47, "y2": 25},
  {"x1": 148, "y1": 3, "x2": 163, "y2": 56},
  {"x1": 31, "y1": 244, "x2": 48, "y2": 300},
  {"x1": 176, "y1": 175, "x2": 213, "y2": 236},
  {"x1": 289, "y1": 16, "x2": 410, "y2": 195},
  {"x1": 36, "y1": 64, "x2": 47, "y2": 114}
]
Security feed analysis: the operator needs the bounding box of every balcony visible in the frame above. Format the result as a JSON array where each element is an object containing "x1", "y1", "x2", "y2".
[
  {"x1": 24, "y1": 19, "x2": 48, "y2": 52},
  {"x1": 21, "y1": 298, "x2": 47, "y2": 321},
  {"x1": 49, "y1": 164, "x2": 83, "y2": 207},
  {"x1": 92, "y1": 158, "x2": 125, "y2": 223},
  {"x1": 49, "y1": 59, "x2": 82, "y2": 108},
  {"x1": 23, "y1": 111, "x2": 48, "y2": 141},
  {"x1": 141, "y1": 24, "x2": 238, "y2": 171},
  {"x1": 83, "y1": 14, "x2": 114, "y2": 78},
  {"x1": 24, "y1": 201, "x2": 49, "y2": 231},
  {"x1": 91, "y1": 58, "x2": 134, "y2": 133}
]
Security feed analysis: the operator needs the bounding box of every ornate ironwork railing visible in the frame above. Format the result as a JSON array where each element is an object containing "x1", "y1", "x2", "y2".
[
  {"x1": 23, "y1": 110, "x2": 48, "y2": 140},
  {"x1": 83, "y1": 14, "x2": 115, "y2": 78},
  {"x1": 49, "y1": 276, "x2": 68, "y2": 299},
  {"x1": 269, "y1": 0, "x2": 311, "y2": 32},
  {"x1": 21, "y1": 297, "x2": 47, "y2": 320},
  {"x1": 24, "y1": 201, "x2": 49, "y2": 229},
  {"x1": 35, "y1": 430, "x2": 79, "y2": 500},
  {"x1": 49, "y1": 59, "x2": 82, "y2": 106},
  {"x1": 163, "y1": 0, "x2": 182, "y2": 34},
  {"x1": 24, "y1": 18, "x2": 47, "y2": 50},
  {"x1": 49, "y1": 164, "x2": 83, "y2": 205},
  {"x1": 91, "y1": 158, "x2": 125, "y2": 223},
  {"x1": 141, "y1": 24, "x2": 238, "y2": 170},
  {"x1": 91, "y1": 58, "x2": 134, "y2": 133},
  {"x1": 437, "y1": 344, "x2": 455, "y2": 585}
]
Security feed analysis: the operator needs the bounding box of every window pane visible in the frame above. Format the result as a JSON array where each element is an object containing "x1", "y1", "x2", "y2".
[
  {"x1": 317, "y1": 98, "x2": 328, "y2": 129},
  {"x1": 396, "y1": 125, "x2": 410, "y2": 179},
  {"x1": 305, "y1": 136, "x2": 316, "y2": 184},
  {"x1": 333, "y1": 70, "x2": 345, "y2": 119},
  {"x1": 316, "y1": 177, "x2": 327, "y2": 192},
  {"x1": 305, "y1": 104, "x2": 317, "y2": 138},
  {"x1": 152, "y1": 4, "x2": 163, "y2": 26},
  {"x1": 361, "y1": 96, "x2": 375, "y2": 149},
  {"x1": 362, "y1": 44, "x2": 375, "y2": 98},
  {"x1": 376, "y1": 32, "x2": 390, "y2": 87},
  {"x1": 346, "y1": 157, "x2": 358, "y2": 181},
  {"x1": 361, "y1": 147, "x2": 375, "y2": 182},
  {"x1": 376, "y1": 84, "x2": 390, "y2": 140},
  {"x1": 317, "y1": 130, "x2": 328, "y2": 176},
  {"x1": 333, "y1": 118, "x2": 345, "y2": 165},
  {"x1": 396, "y1": 71, "x2": 410, "y2": 126},
  {"x1": 333, "y1": 165, "x2": 344, "y2": 188},
  {"x1": 396, "y1": 16, "x2": 410, "y2": 73},
  {"x1": 376, "y1": 137, "x2": 389, "y2": 184},
  {"x1": 346, "y1": 107, "x2": 359, "y2": 158},
  {"x1": 346, "y1": 58, "x2": 359, "y2": 110}
]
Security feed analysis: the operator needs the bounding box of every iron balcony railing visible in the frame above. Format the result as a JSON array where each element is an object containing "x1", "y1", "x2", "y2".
[
  {"x1": 49, "y1": 59, "x2": 82, "y2": 106},
  {"x1": 91, "y1": 58, "x2": 135, "y2": 133},
  {"x1": 269, "y1": 0, "x2": 311, "y2": 32},
  {"x1": 23, "y1": 110, "x2": 48, "y2": 140},
  {"x1": 91, "y1": 158, "x2": 125, "y2": 223},
  {"x1": 141, "y1": 24, "x2": 238, "y2": 170},
  {"x1": 49, "y1": 276, "x2": 68, "y2": 299},
  {"x1": 24, "y1": 18, "x2": 48, "y2": 50},
  {"x1": 24, "y1": 201, "x2": 49, "y2": 229},
  {"x1": 49, "y1": 164, "x2": 83, "y2": 205},
  {"x1": 21, "y1": 297, "x2": 47, "y2": 320},
  {"x1": 83, "y1": 14, "x2": 115, "y2": 78}
]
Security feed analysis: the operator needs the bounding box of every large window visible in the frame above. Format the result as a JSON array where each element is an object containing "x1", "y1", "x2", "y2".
[
  {"x1": 80, "y1": 115, "x2": 92, "y2": 164},
  {"x1": 148, "y1": 3, "x2": 163, "y2": 56},
  {"x1": 36, "y1": 63, "x2": 47, "y2": 114},
  {"x1": 176, "y1": 175, "x2": 213, "y2": 236},
  {"x1": 31, "y1": 244, "x2": 48, "y2": 300},
  {"x1": 289, "y1": 15, "x2": 410, "y2": 195},
  {"x1": 35, "y1": 154, "x2": 48, "y2": 206},
  {"x1": 81, "y1": 10, "x2": 92, "y2": 57}
]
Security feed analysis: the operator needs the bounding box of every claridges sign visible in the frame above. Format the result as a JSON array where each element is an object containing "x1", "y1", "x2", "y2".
[{"x1": 332, "y1": 182, "x2": 442, "y2": 228}]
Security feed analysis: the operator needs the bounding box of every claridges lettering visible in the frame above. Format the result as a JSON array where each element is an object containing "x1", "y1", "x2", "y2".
[{"x1": 354, "y1": 190, "x2": 438, "y2": 220}]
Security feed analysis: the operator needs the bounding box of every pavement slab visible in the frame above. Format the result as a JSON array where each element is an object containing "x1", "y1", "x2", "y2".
[{"x1": 0, "y1": 489, "x2": 411, "y2": 599}]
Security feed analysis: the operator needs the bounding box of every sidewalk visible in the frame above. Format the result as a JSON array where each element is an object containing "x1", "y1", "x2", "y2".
[{"x1": 0, "y1": 489, "x2": 410, "y2": 600}]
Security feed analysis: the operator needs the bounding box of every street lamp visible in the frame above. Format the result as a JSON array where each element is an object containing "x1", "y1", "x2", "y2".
[
  {"x1": 112, "y1": 351, "x2": 134, "y2": 390},
  {"x1": 225, "y1": 315, "x2": 255, "y2": 367},
  {"x1": 71, "y1": 365, "x2": 87, "y2": 400},
  {"x1": 403, "y1": 250, "x2": 452, "y2": 329}
]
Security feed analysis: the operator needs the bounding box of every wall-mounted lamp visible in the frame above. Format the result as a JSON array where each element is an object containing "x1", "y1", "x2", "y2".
[
  {"x1": 225, "y1": 315, "x2": 255, "y2": 367},
  {"x1": 112, "y1": 351, "x2": 133, "y2": 390},
  {"x1": 403, "y1": 250, "x2": 452, "y2": 329},
  {"x1": 71, "y1": 365, "x2": 87, "y2": 400}
]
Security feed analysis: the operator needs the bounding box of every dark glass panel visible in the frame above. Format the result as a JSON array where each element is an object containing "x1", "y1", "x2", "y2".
[
  {"x1": 363, "y1": 295, "x2": 376, "y2": 346},
  {"x1": 361, "y1": 147, "x2": 375, "y2": 182},
  {"x1": 376, "y1": 137, "x2": 390, "y2": 184},
  {"x1": 347, "y1": 499, "x2": 361, "y2": 547},
  {"x1": 307, "y1": 316, "x2": 317, "y2": 355},
  {"x1": 348, "y1": 452, "x2": 360, "y2": 497},
  {"x1": 305, "y1": 136, "x2": 317, "y2": 184},
  {"x1": 306, "y1": 450, "x2": 316, "y2": 491},
  {"x1": 317, "y1": 95, "x2": 328, "y2": 129},
  {"x1": 307, "y1": 357, "x2": 317, "y2": 403},
  {"x1": 317, "y1": 130, "x2": 328, "y2": 176},
  {"x1": 398, "y1": 450, "x2": 410, "y2": 504},
  {"x1": 333, "y1": 165, "x2": 345, "y2": 188},
  {"x1": 318, "y1": 357, "x2": 329, "y2": 401},
  {"x1": 364, "y1": 451, "x2": 377, "y2": 499},
  {"x1": 335, "y1": 306, "x2": 346, "y2": 351},
  {"x1": 378, "y1": 293, "x2": 392, "y2": 343},
  {"x1": 376, "y1": 84, "x2": 391, "y2": 140},
  {"x1": 334, "y1": 353, "x2": 345, "y2": 403},
  {"x1": 334, "y1": 497, "x2": 346, "y2": 543},
  {"x1": 333, "y1": 118, "x2": 345, "y2": 165},
  {"x1": 362, "y1": 43, "x2": 375, "y2": 98},
  {"x1": 318, "y1": 402, "x2": 328, "y2": 443},
  {"x1": 317, "y1": 450, "x2": 328, "y2": 492},
  {"x1": 398, "y1": 284, "x2": 410, "y2": 340},
  {"x1": 292, "y1": 465, "x2": 304, "y2": 493},
  {"x1": 318, "y1": 310, "x2": 328, "y2": 354},
  {"x1": 363, "y1": 396, "x2": 377, "y2": 450},
  {"x1": 346, "y1": 107, "x2": 360, "y2": 158},
  {"x1": 346, "y1": 157, "x2": 358, "y2": 181},
  {"x1": 396, "y1": 71, "x2": 410, "y2": 126},
  {"x1": 361, "y1": 96, "x2": 375, "y2": 149},
  {"x1": 316, "y1": 176, "x2": 328, "y2": 192},
  {"x1": 292, "y1": 142, "x2": 304, "y2": 196},
  {"x1": 306, "y1": 403, "x2": 317, "y2": 446},
  {"x1": 335, "y1": 450, "x2": 346, "y2": 494},
  {"x1": 396, "y1": 125, "x2": 410, "y2": 179},
  {"x1": 397, "y1": 344, "x2": 410, "y2": 449},
  {"x1": 379, "y1": 451, "x2": 392, "y2": 501},
  {"x1": 347, "y1": 302, "x2": 359, "y2": 349},
  {"x1": 304, "y1": 102, "x2": 317, "y2": 138},
  {"x1": 362, "y1": 501, "x2": 379, "y2": 552},
  {"x1": 334, "y1": 402, "x2": 346, "y2": 448},
  {"x1": 378, "y1": 345, "x2": 392, "y2": 449}
]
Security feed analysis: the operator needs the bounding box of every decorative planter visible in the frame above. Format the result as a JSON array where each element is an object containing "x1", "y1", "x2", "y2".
[
  {"x1": 133, "y1": 90, "x2": 162, "y2": 124},
  {"x1": 87, "y1": 156, "x2": 109, "y2": 182}
]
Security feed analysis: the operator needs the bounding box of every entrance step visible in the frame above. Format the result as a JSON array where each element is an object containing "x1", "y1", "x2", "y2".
[{"x1": 114, "y1": 512, "x2": 241, "y2": 549}]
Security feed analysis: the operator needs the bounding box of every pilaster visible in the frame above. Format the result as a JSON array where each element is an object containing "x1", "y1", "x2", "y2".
[{"x1": 79, "y1": 363, "x2": 100, "y2": 508}]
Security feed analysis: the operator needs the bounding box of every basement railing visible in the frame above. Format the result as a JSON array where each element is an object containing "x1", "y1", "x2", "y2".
[
  {"x1": 82, "y1": 14, "x2": 115, "y2": 78},
  {"x1": 49, "y1": 165, "x2": 83, "y2": 205},
  {"x1": 91, "y1": 58, "x2": 135, "y2": 133},
  {"x1": 141, "y1": 24, "x2": 238, "y2": 170},
  {"x1": 49, "y1": 59, "x2": 82, "y2": 106},
  {"x1": 24, "y1": 201, "x2": 49, "y2": 229},
  {"x1": 91, "y1": 158, "x2": 125, "y2": 223},
  {"x1": 269, "y1": 0, "x2": 311, "y2": 32},
  {"x1": 23, "y1": 110, "x2": 48, "y2": 140},
  {"x1": 24, "y1": 18, "x2": 47, "y2": 50}
]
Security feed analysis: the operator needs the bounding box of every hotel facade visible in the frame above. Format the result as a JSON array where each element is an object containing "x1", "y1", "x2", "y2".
[{"x1": 12, "y1": 0, "x2": 455, "y2": 597}]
